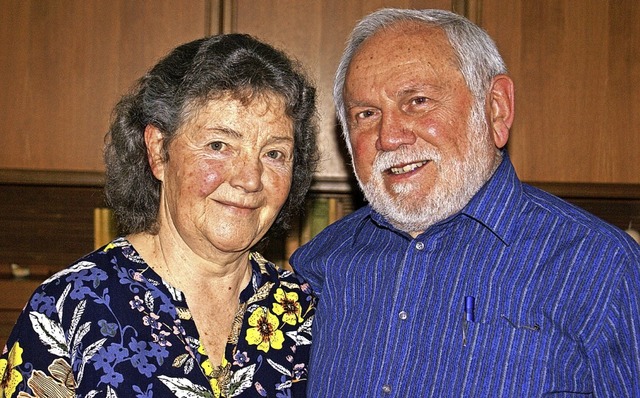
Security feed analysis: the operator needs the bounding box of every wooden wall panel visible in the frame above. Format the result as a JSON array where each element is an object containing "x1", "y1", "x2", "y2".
[
  {"x1": 228, "y1": 0, "x2": 454, "y2": 187},
  {"x1": 0, "y1": 183, "x2": 106, "y2": 267},
  {"x1": 481, "y1": 0, "x2": 640, "y2": 184},
  {"x1": 0, "y1": 0, "x2": 208, "y2": 172}
]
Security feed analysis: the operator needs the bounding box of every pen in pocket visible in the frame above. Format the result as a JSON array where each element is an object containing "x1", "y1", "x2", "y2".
[{"x1": 463, "y1": 296, "x2": 475, "y2": 346}]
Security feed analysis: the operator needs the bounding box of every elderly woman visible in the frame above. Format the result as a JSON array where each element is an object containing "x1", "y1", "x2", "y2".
[{"x1": 0, "y1": 34, "x2": 318, "y2": 397}]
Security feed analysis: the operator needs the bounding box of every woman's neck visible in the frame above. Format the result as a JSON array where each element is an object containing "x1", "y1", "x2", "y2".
[{"x1": 127, "y1": 231, "x2": 252, "y2": 298}]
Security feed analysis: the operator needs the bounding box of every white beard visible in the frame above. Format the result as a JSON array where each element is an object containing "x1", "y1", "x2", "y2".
[{"x1": 355, "y1": 101, "x2": 501, "y2": 235}]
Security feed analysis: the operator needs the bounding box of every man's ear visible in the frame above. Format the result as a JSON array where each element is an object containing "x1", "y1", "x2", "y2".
[
  {"x1": 144, "y1": 125, "x2": 165, "y2": 181},
  {"x1": 487, "y1": 75, "x2": 515, "y2": 149}
]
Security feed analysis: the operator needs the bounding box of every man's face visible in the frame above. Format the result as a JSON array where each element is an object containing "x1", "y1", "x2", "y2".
[{"x1": 343, "y1": 23, "x2": 500, "y2": 235}]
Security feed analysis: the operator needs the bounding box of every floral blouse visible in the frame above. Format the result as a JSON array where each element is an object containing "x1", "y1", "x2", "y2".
[{"x1": 0, "y1": 238, "x2": 315, "y2": 397}]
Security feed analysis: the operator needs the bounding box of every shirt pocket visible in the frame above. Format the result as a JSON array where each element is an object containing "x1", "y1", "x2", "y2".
[{"x1": 467, "y1": 310, "x2": 593, "y2": 396}]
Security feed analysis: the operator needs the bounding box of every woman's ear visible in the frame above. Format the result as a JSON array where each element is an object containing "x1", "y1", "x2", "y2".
[
  {"x1": 487, "y1": 75, "x2": 515, "y2": 149},
  {"x1": 144, "y1": 125, "x2": 165, "y2": 181}
]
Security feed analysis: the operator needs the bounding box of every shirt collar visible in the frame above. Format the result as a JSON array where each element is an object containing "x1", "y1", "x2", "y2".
[
  {"x1": 354, "y1": 152, "x2": 523, "y2": 246},
  {"x1": 460, "y1": 152, "x2": 522, "y2": 245}
]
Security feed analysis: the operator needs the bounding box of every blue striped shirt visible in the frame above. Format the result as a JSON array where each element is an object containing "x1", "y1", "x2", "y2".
[{"x1": 290, "y1": 155, "x2": 640, "y2": 397}]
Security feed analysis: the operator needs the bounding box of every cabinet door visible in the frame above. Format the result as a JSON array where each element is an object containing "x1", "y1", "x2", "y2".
[
  {"x1": 228, "y1": 0, "x2": 455, "y2": 190},
  {"x1": 0, "y1": 0, "x2": 208, "y2": 172},
  {"x1": 482, "y1": 0, "x2": 640, "y2": 184}
]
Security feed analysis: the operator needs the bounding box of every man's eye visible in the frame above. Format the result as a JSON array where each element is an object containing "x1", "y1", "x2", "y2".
[
  {"x1": 356, "y1": 110, "x2": 375, "y2": 119},
  {"x1": 209, "y1": 141, "x2": 225, "y2": 151},
  {"x1": 412, "y1": 97, "x2": 428, "y2": 105}
]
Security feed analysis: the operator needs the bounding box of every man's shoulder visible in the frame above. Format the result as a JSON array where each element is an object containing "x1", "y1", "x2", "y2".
[
  {"x1": 292, "y1": 206, "x2": 371, "y2": 259},
  {"x1": 521, "y1": 183, "x2": 639, "y2": 253},
  {"x1": 311, "y1": 205, "x2": 370, "y2": 239}
]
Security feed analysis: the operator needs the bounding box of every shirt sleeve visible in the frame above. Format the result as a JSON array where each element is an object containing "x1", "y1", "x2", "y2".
[{"x1": 290, "y1": 233, "x2": 333, "y2": 297}]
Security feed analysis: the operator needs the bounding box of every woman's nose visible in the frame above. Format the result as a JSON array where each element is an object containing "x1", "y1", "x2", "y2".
[{"x1": 229, "y1": 157, "x2": 264, "y2": 192}]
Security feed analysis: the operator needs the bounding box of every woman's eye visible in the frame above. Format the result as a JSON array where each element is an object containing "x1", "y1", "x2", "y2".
[
  {"x1": 209, "y1": 141, "x2": 226, "y2": 151},
  {"x1": 266, "y1": 150, "x2": 284, "y2": 160}
]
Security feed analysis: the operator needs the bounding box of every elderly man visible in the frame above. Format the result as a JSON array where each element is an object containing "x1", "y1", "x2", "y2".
[{"x1": 290, "y1": 8, "x2": 640, "y2": 397}]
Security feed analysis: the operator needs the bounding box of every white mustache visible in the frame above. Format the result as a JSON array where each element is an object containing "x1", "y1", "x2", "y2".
[{"x1": 372, "y1": 147, "x2": 441, "y2": 173}]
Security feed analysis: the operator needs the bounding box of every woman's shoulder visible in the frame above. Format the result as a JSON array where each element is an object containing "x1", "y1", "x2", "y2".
[
  {"x1": 249, "y1": 251, "x2": 315, "y2": 297},
  {"x1": 37, "y1": 237, "x2": 143, "y2": 293}
]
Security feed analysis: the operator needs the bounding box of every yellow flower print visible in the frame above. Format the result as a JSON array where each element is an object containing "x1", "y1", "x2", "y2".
[
  {"x1": 245, "y1": 307, "x2": 284, "y2": 352},
  {"x1": 210, "y1": 378, "x2": 221, "y2": 398},
  {"x1": 198, "y1": 343, "x2": 229, "y2": 398},
  {"x1": 0, "y1": 342, "x2": 24, "y2": 397},
  {"x1": 197, "y1": 343, "x2": 215, "y2": 378},
  {"x1": 272, "y1": 288, "x2": 303, "y2": 326}
]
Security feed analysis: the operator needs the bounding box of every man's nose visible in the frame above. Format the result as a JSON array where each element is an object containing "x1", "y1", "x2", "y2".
[{"x1": 376, "y1": 111, "x2": 417, "y2": 151}]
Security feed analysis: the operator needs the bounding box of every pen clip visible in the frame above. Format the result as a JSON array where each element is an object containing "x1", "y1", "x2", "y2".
[
  {"x1": 465, "y1": 296, "x2": 475, "y2": 322},
  {"x1": 463, "y1": 296, "x2": 475, "y2": 346}
]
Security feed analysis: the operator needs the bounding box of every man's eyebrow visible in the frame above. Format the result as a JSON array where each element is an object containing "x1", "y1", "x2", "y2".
[
  {"x1": 395, "y1": 83, "x2": 441, "y2": 97},
  {"x1": 345, "y1": 99, "x2": 373, "y2": 109}
]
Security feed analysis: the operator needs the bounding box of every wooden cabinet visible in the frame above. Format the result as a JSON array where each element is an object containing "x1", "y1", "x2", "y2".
[
  {"x1": 0, "y1": 0, "x2": 210, "y2": 172},
  {"x1": 481, "y1": 0, "x2": 640, "y2": 184},
  {"x1": 225, "y1": 0, "x2": 639, "y2": 185},
  {"x1": 226, "y1": 0, "x2": 455, "y2": 190},
  {"x1": 1, "y1": 0, "x2": 637, "y2": 182}
]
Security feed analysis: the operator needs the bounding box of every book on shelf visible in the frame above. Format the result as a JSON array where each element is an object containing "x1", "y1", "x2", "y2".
[
  {"x1": 284, "y1": 193, "x2": 357, "y2": 267},
  {"x1": 93, "y1": 208, "x2": 116, "y2": 249}
]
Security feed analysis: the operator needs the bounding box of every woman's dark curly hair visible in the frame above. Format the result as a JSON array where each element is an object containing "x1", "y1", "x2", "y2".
[{"x1": 104, "y1": 34, "x2": 319, "y2": 241}]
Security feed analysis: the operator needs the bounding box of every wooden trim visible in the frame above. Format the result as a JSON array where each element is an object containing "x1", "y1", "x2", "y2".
[
  {"x1": 310, "y1": 176, "x2": 357, "y2": 194},
  {"x1": 1, "y1": 169, "x2": 637, "y2": 201},
  {"x1": 0, "y1": 169, "x2": 104, "y2": 187},
  {"x1": 528, "y1": 182, "x2": 640, "y2": 200},
  {"x1": 219, "y1": 0, "x2": 236, "y2": 34},
  {"x1": 453, "y1": 0, "x2": 483, "y2": 24}
]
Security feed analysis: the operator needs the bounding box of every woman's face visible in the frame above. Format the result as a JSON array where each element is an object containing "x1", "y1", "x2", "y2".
[{"x1": 147, "y1": 93, "x2": 294, "y2": 258}]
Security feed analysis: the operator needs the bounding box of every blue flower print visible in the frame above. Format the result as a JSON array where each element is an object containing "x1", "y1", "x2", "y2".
[
  {"x1": 1, "y1": 239, "x2": 315, "y2": 397},
  {"x1": 131, "y1": 352, "x2": 157, "y2": 377},
  {"x1": 69, "y1": 283, "x2": 93, "y2": 300},
  {"x1": 30, "y1": 291, "x2": 56, "y2": 316},
  {"x1": 100, "y1": 368, "x2": 124, "y2": 388},
  {"x1": 233, "y1": 351, "x2": 250, "y2": 367},
  {"x1": 143, "y1": 312, "x2": 162, "y2": 330},
  {"x1": 275, "y1": 374, "x2": 293, "y2": 398},
  {"x1": 145, "y1": 341, "x2": 169, "y2": 366},
  {"x1": 128, "y1": 338, "x2": 166, "y2": 377},
  {"x1": 133, "y1": 383, "x2": 154, "y2": 398},
  {"x1": 93, "y1": 343, "x2": 129, "y2": 372},
  {"x1": 98, "y1": 319, "x2": 119, "y2": 337},
  {"x1": 130, "y1": 295, "x2": 145, "y2": 312},
  {"x1": 66, "y1": 267, "x2": 108, "y2": 291}
]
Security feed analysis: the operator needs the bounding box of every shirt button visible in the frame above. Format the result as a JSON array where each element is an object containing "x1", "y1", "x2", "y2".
[
  {"x1": 382, "y1": 384, "x2": 392, "y2": 394},
  {"x1": 398, "y1": 310, "x2": 408, "y2": 320},
  {"x1": 415, "y1": 241, "x2": 425, "y2": 250}
]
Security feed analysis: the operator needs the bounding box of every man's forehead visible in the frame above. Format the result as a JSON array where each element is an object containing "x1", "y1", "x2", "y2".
[{"x1": 350, "y1": 22, "x2": 457, "y2": 71}]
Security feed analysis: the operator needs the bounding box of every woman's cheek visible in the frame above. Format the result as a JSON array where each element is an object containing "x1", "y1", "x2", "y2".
[{"x1": 197, "y1": 166, "x2": 224, "y2": 197}]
